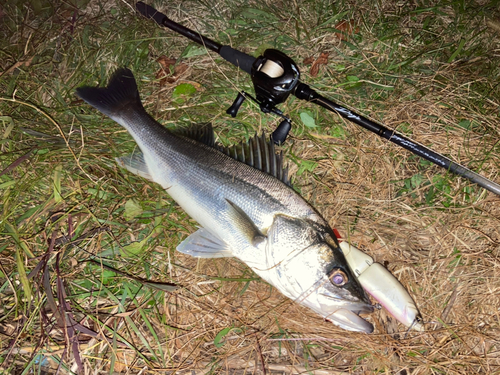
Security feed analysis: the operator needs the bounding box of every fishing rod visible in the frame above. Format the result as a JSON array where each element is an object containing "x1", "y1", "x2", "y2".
[{"x1": 135, "y1": 1, "x2": 500, "y2": 197}]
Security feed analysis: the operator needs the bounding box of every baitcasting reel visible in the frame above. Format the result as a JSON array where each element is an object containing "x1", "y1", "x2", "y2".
[{"x1": 226, "y1": 49, "x2": 300, "y2": 144}]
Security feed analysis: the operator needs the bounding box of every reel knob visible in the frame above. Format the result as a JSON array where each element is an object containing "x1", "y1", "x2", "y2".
[
  {"x1": 271, "y1": 119, "x2": 292, "y2": 145},
  {"x1": 226, "y1": 92, "x2": 246, "y2": 118}
]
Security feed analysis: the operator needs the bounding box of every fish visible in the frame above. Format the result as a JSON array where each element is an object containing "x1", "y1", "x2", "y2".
[{"x1": 76, "y1": 68, "x2": 374, "y2": 333}]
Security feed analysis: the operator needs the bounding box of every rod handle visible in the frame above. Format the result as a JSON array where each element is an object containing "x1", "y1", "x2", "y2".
[
  {"x1": 136, "y1": 2, "x2": 255, "y2": 73},
  {"x1": 219, "y1": 46, "x2": 254, "y2": 75},
  {"x1": 136, "y1": 1, "x2": 165, "y2": 25}
]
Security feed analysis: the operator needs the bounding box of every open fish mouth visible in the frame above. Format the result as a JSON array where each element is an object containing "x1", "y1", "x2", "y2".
[
  {"x1": 317, "y1": 295, "x2": 375, "y2": 333},
  {"x1": 327, "y1": 309, "x2": 374, "y2": 333},
  {"x1": 318, "y1": 292, "x2": 374, "y2": 314},
  {"x1": 352, "y1": 303, "x2": 375, "y2": 315}
]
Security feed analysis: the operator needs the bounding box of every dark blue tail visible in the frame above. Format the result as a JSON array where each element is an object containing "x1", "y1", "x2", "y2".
[{"x1": 76, "y1": 68, "x2": 142, "y2": 118}]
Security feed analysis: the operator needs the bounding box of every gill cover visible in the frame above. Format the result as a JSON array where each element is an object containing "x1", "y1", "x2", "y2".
[{"x1": 264, "y1": 215, "x2": 374, "y2": 332}]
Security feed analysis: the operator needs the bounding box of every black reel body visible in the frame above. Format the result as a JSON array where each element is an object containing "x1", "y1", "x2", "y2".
[
  {"x1": 251, "y1": 49, "x2": 300, "y2": 112},
  {"x1": 227, "y1": 49, "x2": 300, "y2": 144}
]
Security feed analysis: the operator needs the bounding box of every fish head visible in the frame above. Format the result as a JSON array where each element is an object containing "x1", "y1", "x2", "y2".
[
  {"x1": 265, "y1": 215, "x2": 374, "y2": 333},
  {"x1": 308, "y1": 242, "x2": 375, "y2": 332}
]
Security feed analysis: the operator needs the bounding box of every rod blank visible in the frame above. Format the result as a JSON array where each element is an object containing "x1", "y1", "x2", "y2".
[{"x1": 294, "y1": 83, "x2": 500, "y2": 196}]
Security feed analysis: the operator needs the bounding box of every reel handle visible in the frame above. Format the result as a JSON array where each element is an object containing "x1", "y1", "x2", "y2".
[{"x1": 135, "y1": 2, "x2": 500, "y2": 196}]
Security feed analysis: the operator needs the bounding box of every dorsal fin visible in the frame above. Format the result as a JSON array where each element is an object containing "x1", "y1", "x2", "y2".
[
  {"x1": 174, "y1": 122, "x2": 216, "y2": 147},
  {"x1": 174, "y1": 124, "x2": 290, "y2": 185},
  {"x1": 220, "y1": 133, "x2": 290, "y2": 186}
]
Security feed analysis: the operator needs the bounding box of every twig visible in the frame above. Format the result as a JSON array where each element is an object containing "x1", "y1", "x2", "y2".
[
  {"x1": 441, "y1": 284, "x2": 460, "y2": 324},
  {"x1": 254, "y1": 334, "x2": 267, "y2": 375},
  {"x1": 86, "y1": 259, "x2": 178, "y2": 292},
  {"x1": 194, "y1": 359, "x2": 349, "y2": 375},
  {"x1": 267, "y1": 337, "x2": 347, "y2": 344}
]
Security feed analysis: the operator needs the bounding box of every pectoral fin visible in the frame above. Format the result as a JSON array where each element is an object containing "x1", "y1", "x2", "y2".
[
  {"x1": 176, "y1": 228, "x2": 234, "y2": 258},
  {"x1": 225, "y1": 199, "x2": 266, "y2": 247}
]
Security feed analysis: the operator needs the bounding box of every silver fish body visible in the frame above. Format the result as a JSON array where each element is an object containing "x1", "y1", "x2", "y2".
[{"x1": 76, "y1": 68, "x2": 374, "y2": 332}]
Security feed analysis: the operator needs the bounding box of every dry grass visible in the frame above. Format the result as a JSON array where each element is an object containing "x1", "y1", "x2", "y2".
[{"x1": 1, "y1": 0, "x2": 500, "y2": 374}]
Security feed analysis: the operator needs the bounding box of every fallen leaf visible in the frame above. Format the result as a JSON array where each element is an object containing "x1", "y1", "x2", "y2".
[
  {"x1": 310, "y1": 52, "x2": 329, "y2": 77},
  {"x1": 120, "y1": 238, "x2": 147, "y2": 257},
  {"x1": 178, "y1": 80, "x2": 201, "y2": 89},
  {"x1": 334, "y1": 19, "x2": 358, "y2": 40},
  {"x1": 156, "y1": 55, "x2": 177, "y2": 86},
  {"x1": 156, "y1": 55, "x2": 189, "y2": 86},
  {"x1": 157, "y1": 55, "x2": 176, "y2": 69},
  {"x1": 123, "y1": 199, "x2": 142, "y2": 220},
  {"x1": 299, "y1": 110, "x2": 318, "y2": 128},
  {"x1": 303, "y1": 56, "x2": 315, "y2": 65},
  {"x1": 173, "y1": 63, "x2": 189, "y2": 76},
  {"x1": 156, "y1": 69, "x2": 168, "y2": 85}
]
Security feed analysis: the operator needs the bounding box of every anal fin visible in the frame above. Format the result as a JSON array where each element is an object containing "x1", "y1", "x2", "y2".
[{"x1": 116, "y1": 152, "x2": 153, "y2": 181}]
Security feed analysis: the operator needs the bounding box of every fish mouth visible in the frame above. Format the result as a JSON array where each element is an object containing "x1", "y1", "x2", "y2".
[
  {"x1": 353, "y1": 303, "x2": 375, "y2": 315},
  {"x1": 319, "y1": 300, "x2": 375, "y2": 333},
  {"x1": 327, "y1": 308, "x2": 374, "y2": 333},
  {"x1": 316, "y1": 292, "x2": 374, "y2": 332}
]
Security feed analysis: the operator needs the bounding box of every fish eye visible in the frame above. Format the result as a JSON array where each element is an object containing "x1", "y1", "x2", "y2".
[{"x1": 329, "y1": 268, "x2": 348, "y2": 286}]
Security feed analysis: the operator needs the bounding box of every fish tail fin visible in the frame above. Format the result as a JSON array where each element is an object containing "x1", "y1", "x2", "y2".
[{"x1": 76, "y1": 68, "x2": 143, "y2": 119}]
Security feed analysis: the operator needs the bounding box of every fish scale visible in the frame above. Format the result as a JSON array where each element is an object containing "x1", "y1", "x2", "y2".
[{"x1": 76, "y1": 67, "x2": 375, "y2": 333}]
